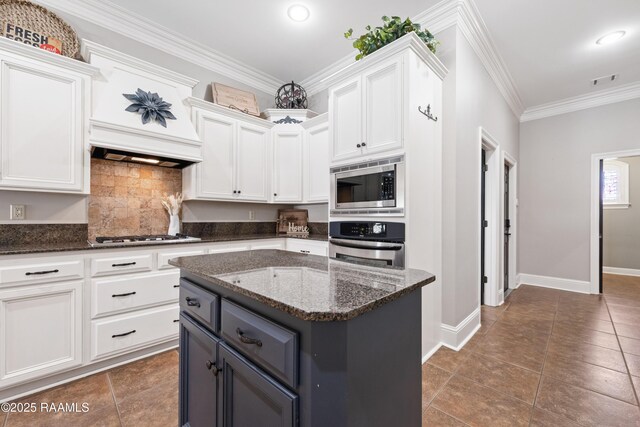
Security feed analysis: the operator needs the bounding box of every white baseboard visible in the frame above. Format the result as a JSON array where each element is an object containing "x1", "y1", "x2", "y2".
[
  {"x1": 518, "y1": 273, "x2": 590, "y2": 294},
  {"x1": 422, "y1": 342, "x2": 442, "y2": 364},
  {"x1": 440, "y1": 307, "x2": 481, "y2": 351},
  {"x1": 603, "y1": 266, "x2": 640, "y2": 277}
]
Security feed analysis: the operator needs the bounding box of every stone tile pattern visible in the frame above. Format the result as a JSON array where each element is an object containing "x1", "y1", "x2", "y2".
[
  {"x1": 422, "y1": 278, "x2": 640, "y2": 427},
  {"x1": 171, "y1": 250, "x2": 435, "y2": 321},
  {"x1": 0, "y1": 224, "x2": 87, "y2": 245},
  {"x1": 88, "y1": 158, "x2": 181, "y2": 240},
  {"x1": 4, "y1": 350, "x2": 178, "y2": 427}
]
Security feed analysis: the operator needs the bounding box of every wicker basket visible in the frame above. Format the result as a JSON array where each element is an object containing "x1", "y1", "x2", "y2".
[{"x1": 0, "y1": 0, "x2": 80, "y2": 58}]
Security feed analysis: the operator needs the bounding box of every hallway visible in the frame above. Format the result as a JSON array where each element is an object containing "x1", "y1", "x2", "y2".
[{"x1": 422, "y1": 277, "x2": 640, "y2": 426}]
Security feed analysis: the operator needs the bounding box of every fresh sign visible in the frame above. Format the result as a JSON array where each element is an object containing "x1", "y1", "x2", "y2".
[{"x1": 2, "y1": 22, "x2": 62, "y2": 54}]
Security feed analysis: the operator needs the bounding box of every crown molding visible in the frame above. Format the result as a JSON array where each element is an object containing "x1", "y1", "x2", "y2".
[
  {"x1": 520, "y1": 81, "x2": 640, "y2": 122},
  {"x1": 0, "y1": 36, "x2": 99, "y2": 76},
  {"x1": 81, "y1": 40, "x2": 199, "y2": 88},
  {"x1": 34, "y1": 0, "x2": 284, "y2": 94},
  {"x1": 300, "y1": 0, "x2": 523, "y2": 118},
  {"x1": 454, "y1": 0, "x2": 524, "y2": 117}
]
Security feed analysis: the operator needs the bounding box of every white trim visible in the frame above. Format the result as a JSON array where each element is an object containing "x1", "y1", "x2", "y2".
[
  {"x1": 300, "y1": 0, "x2": 524, "y2": 118},
  {"x1": 480, "y1": 128, "x2": 501, "y2": 307},
  {"x1": 590, "y1": 148, "x2": 640, "y2": 294},
  {"x1": 455, "y1": 0, "x2": 523, "y2": 117},
  {"x1": 518, "y1": 274, "x2": 590, "y2": 294},
  {"x1": 502, "y1": 151, "x2": 518, "y2": 293},
  {"x1": 521, "y1": 81, "x2": 640, "y2": 122},
  {"x1": 422, "y1": 343, "x2": 443, "y2": 364},
  {"x1": 81, "y1": 40, "x2": 199, "y2": 88},
  {"x1": 35, "y1": 0, "x2": 284, "y2": 94},
  {"x1": 603, "y1": 267, "x2": 640, "y2": 277},
  {"x1": 0, "y1": 37, "x2": 99, "y2": 76},
  {"x1": 441, "y1": 308, "x2": 481, "y2": 351}
]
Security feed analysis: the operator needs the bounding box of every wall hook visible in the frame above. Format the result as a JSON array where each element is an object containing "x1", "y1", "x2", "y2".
[{"x1": 418, "y1": 104, "x2": 438, "y2": 122}]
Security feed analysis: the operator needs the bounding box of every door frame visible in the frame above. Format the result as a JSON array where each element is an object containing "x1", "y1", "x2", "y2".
[
  {"x1": 479, "y1": 128, "x2": 501, "y2": 306},
  {"x1": 501, "y1": 151, "x2": 518, "y2": 298},
  {"x1": 590, "y1": 148, "x2": 640, "y2": 294}
]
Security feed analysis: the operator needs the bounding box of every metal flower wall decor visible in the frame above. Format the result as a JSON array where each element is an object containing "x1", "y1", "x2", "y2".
[{"x1": 123, "y1": 88, "x2": 176, "y2": 128}]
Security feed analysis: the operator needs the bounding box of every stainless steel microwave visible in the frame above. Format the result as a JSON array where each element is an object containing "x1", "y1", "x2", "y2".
[{"x1": 330, "y1": 156, "x2": 405, "y2": 214}]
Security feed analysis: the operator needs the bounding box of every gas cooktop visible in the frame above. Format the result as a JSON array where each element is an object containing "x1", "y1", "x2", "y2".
[{"x1": 89, "y1": 234, "x2": 201, "y2": 246}]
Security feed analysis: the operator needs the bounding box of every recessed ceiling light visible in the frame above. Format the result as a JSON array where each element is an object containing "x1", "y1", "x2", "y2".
[
  {"x1": 287, "y1": 4, "x2": 310, "y2": 22},
  {"x1": 596, "y1": 30, "x2": 626, "y2": 46}
]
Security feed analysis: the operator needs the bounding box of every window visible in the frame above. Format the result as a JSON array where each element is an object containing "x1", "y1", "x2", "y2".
[{"x1": 603, "y1": 159, "x2": 629, "y2": 208}]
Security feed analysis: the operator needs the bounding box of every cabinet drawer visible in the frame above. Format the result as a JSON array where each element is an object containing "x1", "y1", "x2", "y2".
[
  {"x1": 286, "y1": 239, "x2": 328, "y2": 256},
  {"x1": 221, "y1": 299, "x2": 298, "y2": 388},
  {"x1": 0, "y1": 259, "x2": 84, "y2": 286},
  {"x1": 91, "y1": 304, "x2": 179, "y2": 360},
  {"x1": 157, "y1": 248, "x2": 206, "y2": 270},
  {"x1": 179, "y1": 279, "x2": 219, "y2": 332},
  {"x1": 92, "y1": 271, "x2": 180, "y2": 318},
  {"x1": 90, "y1": 253, "x2": 153, "y2": 277}
]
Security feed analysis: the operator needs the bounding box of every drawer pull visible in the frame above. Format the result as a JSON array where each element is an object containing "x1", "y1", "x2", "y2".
[
  {"x1": 300, "y1": 250, "x2": 310, "y2": 254},
  {"x1": 112, "y1": 291, "x2": 136, "y2": 298},
  {"x1": 173, "y1": 285, "x2": 180, "y2": 288},
  {"x1": 185, "y1": 297, "x2": 201, "y2": 308},
  {"x1": 173, "y1": 319, "x2": 180, "y2": 323},
  {"x1": 112, "y1": 262, "x2": 137, "y2": 267},
  {"x1": 206, "y1": 360, "x2": 222, "y2": 376},
  {"x1": 25, "y1": 269, "x2": 59, "y2": 276},
  {"x1": 236, "y1": 327, "x2": 263, "y2": 347},
  {"x1": 112, "y1": 330, "x2": 136, "y2": 338}
]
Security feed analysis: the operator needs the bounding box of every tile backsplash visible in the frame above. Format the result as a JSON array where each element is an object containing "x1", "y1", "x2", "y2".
[{"x1": 88, "y1": 159, "x2": 181, "y2": 239}]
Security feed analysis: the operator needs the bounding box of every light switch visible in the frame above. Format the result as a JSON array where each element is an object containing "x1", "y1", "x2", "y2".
[{"x1": 10, "y1": 204, "x2": 26, "y2": 220}]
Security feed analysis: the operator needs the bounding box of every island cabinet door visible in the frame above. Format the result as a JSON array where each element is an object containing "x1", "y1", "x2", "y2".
[
  {"x1": 219, "y1": 343, "x2": 298, "y2": 427},
  {"x1": 180, "y1": 313, "x2": 220, "y2": 427}
]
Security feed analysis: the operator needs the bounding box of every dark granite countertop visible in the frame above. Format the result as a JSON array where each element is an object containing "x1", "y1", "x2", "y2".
[
  {"x1": 0, "y1": 234, "x2": 328, "y2": 256},
  {"x1": 170, "y1": 250, "x2": 435, "y2": 322}
]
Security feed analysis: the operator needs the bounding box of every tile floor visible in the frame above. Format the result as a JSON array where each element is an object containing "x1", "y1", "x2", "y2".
[
  {"x1": 2, "y1": 350, "x2": 178, "y2": 427},
  {"x1": 423, "y1": 276, "x2": 640, "y2": 426},
  {"x1": 3, "y1": 276, "x2": 640, "y2": 426}
]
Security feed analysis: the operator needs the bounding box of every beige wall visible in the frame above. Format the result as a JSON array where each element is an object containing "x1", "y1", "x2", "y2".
[
  {"x1": 603, "y1": 156, "x2": 640, "y2": 270},
  {"x1": 519, "y1": 98, "x2": 640, "y2": 282}
]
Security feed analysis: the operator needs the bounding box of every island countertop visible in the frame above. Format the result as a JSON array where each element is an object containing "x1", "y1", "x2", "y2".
[{"x1": 169, "y1": 249, "x2": 435, "y2": 321}]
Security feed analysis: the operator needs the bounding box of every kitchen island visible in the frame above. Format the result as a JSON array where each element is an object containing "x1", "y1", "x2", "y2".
[{"x1": 170, "y1": 250, "x2": 435, "y2": 427}]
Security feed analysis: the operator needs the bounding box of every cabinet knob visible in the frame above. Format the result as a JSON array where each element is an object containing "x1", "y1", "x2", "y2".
[
  {"x1": 356, "y1": 144, "x2": 361, "y2": 148},
  {"x1": 361, "y1": 142, "x2": 367, "y2": 147},
  {"x1": 237, "y1": 190, "x2": 241, "y2": 194},
  {"x1": 233, "y1": 190, "x2": 237, "y2": 194},
  {"x1": 274, "y1": 193, "x2": 278, "y2": 197}
]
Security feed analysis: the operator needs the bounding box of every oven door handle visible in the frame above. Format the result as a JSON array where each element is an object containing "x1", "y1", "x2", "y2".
[{"x1": 329, "y1": 238, "x2": 403, "y2": 251}]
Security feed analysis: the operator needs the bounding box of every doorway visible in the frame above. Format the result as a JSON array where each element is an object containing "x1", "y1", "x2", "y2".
[
  {"x1": 591, "y1": 149, "x2": 640, "y2": 294},
  {"x1": 481, "y1": 149, "x2": 487, "y2": 305},
  {"x1": 479, "y1": 129, "x2": 500, "y2": 307},
  {"x1": 504, "y1": 162, "x2": 511, "y2": 297}
]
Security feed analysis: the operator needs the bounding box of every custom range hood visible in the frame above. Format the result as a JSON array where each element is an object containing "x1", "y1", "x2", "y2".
[{"x1": 81, "y1": 40, "x2": 203, "y2": 168}]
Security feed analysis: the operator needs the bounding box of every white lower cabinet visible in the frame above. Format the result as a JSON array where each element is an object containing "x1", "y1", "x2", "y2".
[
  {"x1": 91, "y1": 304, "x2": 179, "y2": 360},
  {"x1": 0, "y1": 280, "x2": 83, "y2": 388},
  {"x1": 285, "y1": 239, "x2": 329, "y2": 256}
]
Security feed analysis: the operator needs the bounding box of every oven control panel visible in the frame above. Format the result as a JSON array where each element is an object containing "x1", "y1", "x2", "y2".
[{"x1": 329, "y1": 221, "x2": 405, "y2": 241}]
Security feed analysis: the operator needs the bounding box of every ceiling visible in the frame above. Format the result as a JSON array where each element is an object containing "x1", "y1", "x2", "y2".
[
  {"x1": 97, "y1": 0, "x2": 640, "y2": 109},
  {"x1": 475, "y1": 0, "x2": 640, "y2": 107},
  {"x1": 105, "y1": 0, "x2": 438, "y2": 84}
]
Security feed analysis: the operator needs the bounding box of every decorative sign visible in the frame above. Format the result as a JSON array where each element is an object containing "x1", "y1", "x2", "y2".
[
  {"x1": 213, "y1": 83, "x2": 260, "y2": 116},
  {"x1": 277, "y1": 209, "x2": 308, "y2": 234},
  {"x1": 1, "y1": 22, "x2": 62, "y2": 54}
]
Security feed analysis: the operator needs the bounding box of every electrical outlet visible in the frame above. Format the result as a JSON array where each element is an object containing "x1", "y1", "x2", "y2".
[
  {"x1": 249, "y1": 210, "x2": 255, "y2": 220},
  {"x1": 10, "y1": 204, "x2": 25, "y2": 220}
]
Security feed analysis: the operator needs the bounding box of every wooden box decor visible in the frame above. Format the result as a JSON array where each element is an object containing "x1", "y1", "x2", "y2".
[
  {"x1": 277, "y1": 209, "x2": 309, "y2": 236},
  {"x1": 212, "y1": 83, "x2": 260, "y2": 116},
  {"x1": 0, "y1": 0, "x2": 79, "y2": 57}
]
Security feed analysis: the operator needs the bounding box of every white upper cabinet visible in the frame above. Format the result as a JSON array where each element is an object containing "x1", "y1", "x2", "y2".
[
  {"x1": 183, "y1": 101, "x2": 273, "y2": 202},
  {"x1": 272, "y1": 127, "x2": 303, "y2": 203},
  {"x1": 0, "y1": 39, "x2": 97, "y2": 193},
  {"x1": 329, "y1": 56, "x2": 404, "y2": 164},
  {"x1": 363, "y1": 59, "x2": 403, "y2": 155},
  {"x1": 195, "y1": 110, "x2": 236, "y2": 200},
  {"x1": 236, "y1": 122, "x2": 270, "y2": 202},
  {"x1": 304, "y1": 117, "x2": 329, "y2": 203},
  {"x1": 330, "y1": 76, "x2": 362, "y2": 162}
]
